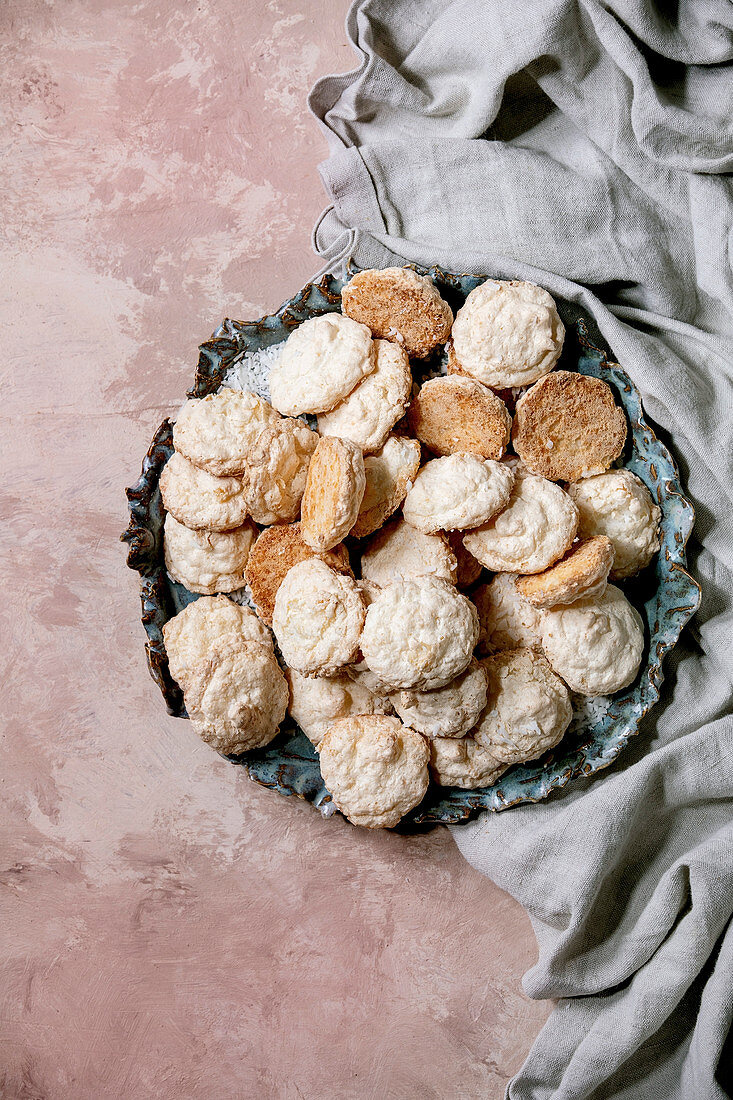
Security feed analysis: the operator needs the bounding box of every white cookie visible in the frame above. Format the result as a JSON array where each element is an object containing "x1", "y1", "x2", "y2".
[
  {"x1": 159, "y1": 452, "x2": 249, "y2": 532},
  {"x1": 402, "y1": 454, "x2": 515, "y2": 533},
  {"x1": 429, "y1": 735, "x2": 508, "y2": 789},
  {"x1": 463, "y1": 463, "x2": 578, "y2": 573},
  {"x1": 360, "y1": 517, "x2": 458, "y2": 588},
  {"x1": 163, "y1": 594, "x2": 272, "y2": 693},
  {"x1": 319, "y1": 715, "x2": 429, "y2": 828},
  {"x1": 541, "y1": 584, "x2": 645, "y2": 696},
  {"x1": 473, "y1": 572, "x2": 545, "y2": 654},
  {"x1": 286, "y1": 667, "x2": 392, "y2": 750},
  {"x1": 173, "y1": 390, "x2": 279, "y2": 477},
  {"x1": 360, "y1": 576, "x2": 479, "y2": 691},
  {"x1": 390, "y1": 659, "x2": 488, "y2": 739},
  {"x1": 345, "y1": 660, "x2": 396, "y2": 699},
  {"x1": 272, "y1": 559, "x2": 365, "y2": 676},
  {"x1": 568, "y1": 469, "x2": 661, "y2": 579},
  {"x1": 352, "y1": 435, "x2": 422, "y2": 538},
  {"x1": 164, "y1": 513, "x2": 257, "y2": 595},
  {"x1": 317, "y1": 339, "x2": 412, "y2": 453},
  {"x1": 473, "y1": 649, "x2": 572, "y2": 764},
  {"x1": 450, "y1": 279, "x2": 564, "y2": 388},
  {"x1": 241, "y1": 417, "x2": 318, "y2": 525},
  {"x1": 268, "y1": 313, "x2": 375, "y2": 416}
]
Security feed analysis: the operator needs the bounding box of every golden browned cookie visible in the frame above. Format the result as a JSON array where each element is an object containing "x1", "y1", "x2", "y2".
[
  {"x1": 244, "y1": 521, "x2": 352, "y2": 626},
  {"x1": 300, "y1": 436, "x2": 366, "y2": 551},
  {"x1": 515, "y1": 536, "x2": 615, "y2": 608},
  {"x1": 408, "y1": 376, "x2": 511, "y2": 459},
  {"x1": 512, "y1": 371, "x2": 627, "y2": 482},
  {"x1": 448, "y1": 531, "x2": 483, "y2": 589},
  {"x1": 340, "y1": 267, "x2": 453, "y2": 359},
  {"x1": 351, "y1": 435, "x2": 421, "y2": 538}
]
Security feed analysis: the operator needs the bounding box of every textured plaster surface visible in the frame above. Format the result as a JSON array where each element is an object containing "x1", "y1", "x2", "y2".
[{"x1": 0, "y1": 1, "x2": 551, "y2": 1096}]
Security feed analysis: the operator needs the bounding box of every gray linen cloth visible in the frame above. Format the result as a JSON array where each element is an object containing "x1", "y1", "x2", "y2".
[{"x1": 308, "y1": 2, "x2": 733, "y2": 1096}]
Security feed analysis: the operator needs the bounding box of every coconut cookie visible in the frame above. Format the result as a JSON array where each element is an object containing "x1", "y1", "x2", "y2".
[
  {"x1": 244, "y1": 522, "x2": 352, "y2": 626},
  {"x1": 473, "y1": 573, "x2": 545, "y2": 655},
  {"x1": 390, "y1": 659, "x2": 488, "y2": 739},
  {"x1": 163, "y1": 595, "x2": 272, "y2": 693},
  {"x1": 351, "y1": 435, "x2": 421, "y2": 538},
  {"x1": 360, "y1": 518, "x2": 457, "y2": 588},
  {"x1": 185, "y1": 635, "x2": 288, "y2": 754},
  {"x1": 473, "y1": 649, "x2": 572, "y2": 765},
  {"x1": 408, "y1": 376, "x2": 511, "y2": 459},
  {"x1": 516, "y1": 536, "x2": 615, "y2": 609},
  {"x1": 360, "y1": 576, "x2": 479, "y2": 691},
  {"x1": 272, "y1": 559, "x2": 365, "y2": 676},
  {"x1": 340, "y1": 267, "x2": 453, "y2": 359},
  {"x1": 164, "y1": 514, "x2": 257, "y2": 595},
  {"x1": 268, "y1": 313, "x2": 375, "y2": 416},
  {"x1": 317, "y1": 339, "x2": 412, "y2": 454},
  {"x1": 319, "y1": 715, "x2": 429, "y2": 828},
  {"x1": 159, "y1": 452, "x2": 250, "y2": 532},
  {"x1": 568, "y1": 470, "x2": 661, "y2": 579},
  {"x1": 429, "y1": 735, "x2": 508, "y2": 790},
  {"x1": 402, "y1": 454, "x2": 515, "y2": 533},
  {"x1": 463, "y1": 464, "x2": 578, "y2": 573},
  {"x1": 448, "y1": 532, "x2": 483, "y2": 589},
  {"x1": 286, "y1": 668, "x2": 392, "y2": 750},
  {"x1": 541, "y1": 584, "x2": 645, "y2": 696},
  {"x1": 173, "y1": 390, "x2": 279, "y2": 477},
  {"x1": 450, "y1": 279, "x2": 564, "y2": 388},
  {"x1": 300, "y1": 436, "x2": 366, "y2": 552},
  {"x1": 240, "y1": 417, "x2": 318, "y2": 526},
  {"x1": 512, "y1": 371, "x2": 627, "y2": 482}
]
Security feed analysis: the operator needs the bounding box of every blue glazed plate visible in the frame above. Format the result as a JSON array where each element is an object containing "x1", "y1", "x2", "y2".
[{"x1": 122, "y1": 268, "x2": 700, "y2": 825}]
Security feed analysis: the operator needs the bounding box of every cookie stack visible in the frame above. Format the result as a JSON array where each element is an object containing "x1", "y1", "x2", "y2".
[{"x1": 160, "y1": 268, "x2": 661, "y2": 829}]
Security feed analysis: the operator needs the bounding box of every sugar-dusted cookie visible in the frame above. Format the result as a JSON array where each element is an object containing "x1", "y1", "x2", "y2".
[
  {"x1": 568, "y1": 470, "x2": 661, "y2": 579},
  {"x1": 512, "y1": 371, "x2": 627, "y2": 482},
  {"x1": 244, "y1": 522, "x2": 352, "y2": 626},
  {"x1": 448, "y1": 531, "x2": 483, "y2": 589},
  {"x1": 541, "y1": 585, "x2": 645, "y2": 696},
  {"x1": 429, "y1": 735, "x2": 508, "y2": 790},
  {"x1": 360, "y1": 517, "x2": 457, "y2": 588},
  {"x1": 300, "y1": 436, "x2": 366, "y2": 552},
  {"x1": 163, "y1": 594, "x2": 272, "y2": 693},
  {"x1": 402, "y1": 454, "x2": 515, "y2": 533},
  {"x1": 450, "y1": 279, "x2": 564, "y2": 388},
  {"x1": 319, "y1": 714, "x2": 429, "y2": 828},
  {"x1": 340, "y1": 267, "x2": 453, "y2": 359},
  {"x1": 164, "y1": 514, "x2": 257, "y2": 595},
  {"x1": 390, "y1": 658, "x2": 488, "y2": 739},
  {"x1": 317, "y1": 339, "x2": 412, "y2": 453},
  {"x1": 173, "y1": 390, "x2": 279, "y2": 476},
  {"x1": 351, "y1": 435, "x2": 421, "y2": 538},
  {"x1": 360, "y1": 576, "x2": 479, "y2": 691},
  {"x1": 268, "y1": 313, "x2": 375, "y2": 416},
  {"x1": 286, "y1": 668, "x2": 392, "y2": 750},
  {"x1": 272, "y1": 559, "x2": 365, "y2": 676},
  {"x1": 240, "y1": 417, "x2": 318, "y2": 526},
  {"x1": 472, "y1": 572, "x2": 545, "y2": 655},
  {"x1": 516, "y1": 536, "x2": 614, "y2": 608},
  {"x1": 159, "y1": 452, "x2": 249, "y2": 532},
  {"x1": 463, "y1": 463, "x2": 578, "y2": 573},
  {"x1": 408, "y1": 376, "x2": 511, "y2": 459},
  {"x1": 473, "y1": 649, "x2": 572, "y2": 764}
]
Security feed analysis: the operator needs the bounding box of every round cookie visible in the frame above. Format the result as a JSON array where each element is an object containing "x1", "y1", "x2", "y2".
[
  {"x1": 268, "y1": 313, "x2": 375, "y2": 416},
  {"x1": 159, "y1": 452, "x2": 249, "y2": 532},
  {"x1": 185, "y1": 635, "x2": 288, "y2": 754},
  {"x1": 317, "y1": 339, "x2": 412, "y2": 453},
  {"x1": 351, "y1": 435, "x2": 421, "y2": 538},
  {"x1": 567, "y1": 470, "x2": 661, "y2": 579},
  {"x1": 340, "y1": 267, "x2": 453, "y2": 359},
  {"x1": 162, "y1": 595, "x2": 272, "y2": 693},
  {"x1": 286, "y1": 668, "x2": 392, "y2": 750},
  {"x1": 164, "y1": 514, "x2": 257, "y2": 595},
  {"x1": 472, "y1": 573, "x2": 545, "y2": 655},
  {"x1": 360, "y1": 517, "x2": 457, "y2": 588},
  {"x1": 402, "y1": 454, "x2": 515, "y2": 533},
  {"x1": 512, "y1": 371, "x2": 627, "y2": 481},
  {"x1": 462, "y1": 464, "x2": 578, "y2": 573},
  {"x1": 541, "y1": 584, "x2": 645, "y2": 696},
  {"x1": 429, "y1": 736, "x2": 508, "y2": 790},
  {"x1": 390, "y1": 659, "x2": 488, "y2": 739},
  {"x1": 408, "y1": 376, "x2": 511, "y2": 459},
  {"x1": 300, "y1": 436, "x2": 366, "y2": 551},
  {"x1": 448, "y1": 532, "x2": 484, "y2": 589},
  {"x1": 473, "y1": 649, "x2": 572, "y2": 764},
  {"x1": 240, "y1": 417, "x2": 318, "y2": 526},
  {"x1": 515, "y1": 536, "x2": 615, "y2": 608},
  {"x1": 360, "y1": 576, "x2": 479, "y2": 691},
  {"x1": 450, "y1": 279, "x2": 564, "y2": 388},
  {"x1": 173, "y1": 390, "x2": 279, "y2": 477},
  {"x1": 272, "y1": 559, "x2": 365, "y2": 676},
  {"x1": 319, "y1": 715, "x2": 430, "y2": 828}
]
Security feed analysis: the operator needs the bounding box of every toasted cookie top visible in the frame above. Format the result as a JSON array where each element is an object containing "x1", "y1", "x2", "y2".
[
  {"x1": 408, "y1": 375, "x2": 511, "y2": 459},
  {"x1": 317, "y1": 339, "x2": 412, "y2": 454},
  {"x1": 173, "y1": 390, "x2": 279, "y2": 477},
  {"x1": 340, "y1": 267, "x2": 453, "y2": 359},
  {"x1": 300, "y1": 436, "x2": 366, "y2": 552},
  {"x1": 516, "y1": 535, "x2": 615, "y2": 608},
  {"x1": 272, "y1": 559, "x2": 365, "y2": 676},
  {"x1": 402, "y1": 454, "x2": 515, "y2": 533},
  {"x1": 268, "y1": 313, "x2": 375, "y2": 416},
  {"x1": 390, "y1": 658, "x2": 488, "y2": 739},
  {"x1": 568, "y1": 470, "x2": 661, "y2": 579},
  {"x1": 159, "y1": 452, "x2": 250, "y2": 532}
]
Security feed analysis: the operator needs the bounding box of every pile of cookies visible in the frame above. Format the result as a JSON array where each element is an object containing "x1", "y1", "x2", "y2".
[{"x1": 159, "y1": 268, "x2": 661, "y2": 829}]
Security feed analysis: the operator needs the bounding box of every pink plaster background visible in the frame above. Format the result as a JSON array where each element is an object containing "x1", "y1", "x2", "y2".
[{"x1": 0, "y1": 1, "x2": 551, "y2": 1096}]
